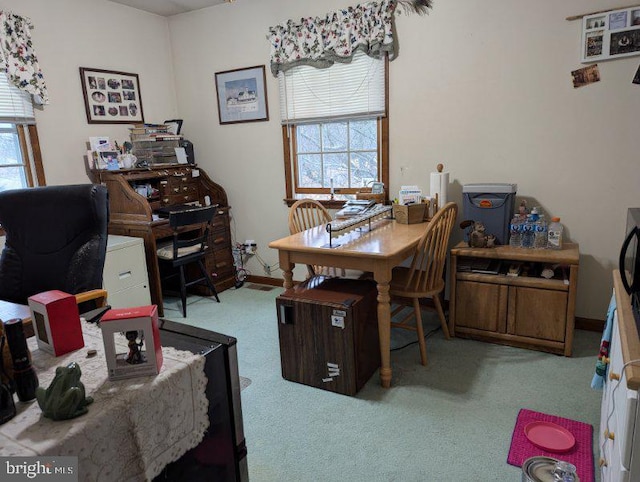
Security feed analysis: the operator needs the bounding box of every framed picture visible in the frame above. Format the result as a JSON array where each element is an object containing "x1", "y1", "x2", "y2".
[
  {"x1": 581, "y1": 6, "x2": 640, "y2": 63},
  {"x1": 214, "y1": 65, "x2": 269, "y2": 124},
  {"x1": 79, "y1": 67, "x2": 144, "y2": 124},
  {"x1": 97, "y1": 151, "x2": 121, "y2": 170}
]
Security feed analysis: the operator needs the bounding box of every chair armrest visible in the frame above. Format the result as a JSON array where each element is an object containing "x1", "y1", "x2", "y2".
[{"x1": 75, "y1": 289, "x2": 108, "y2": 308}]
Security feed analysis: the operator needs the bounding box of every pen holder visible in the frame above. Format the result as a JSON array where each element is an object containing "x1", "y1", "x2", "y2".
[{"x1": 393, "y1": 203, "x2": 426, "y2": 224}]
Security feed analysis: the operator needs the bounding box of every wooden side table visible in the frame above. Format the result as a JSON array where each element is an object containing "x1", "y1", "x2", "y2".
[{"x1": 449, "y1": 242, "x2": 579, "y2": 356}]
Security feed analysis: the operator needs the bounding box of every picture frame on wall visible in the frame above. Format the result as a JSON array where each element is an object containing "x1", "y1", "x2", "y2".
[
  {"x1": 79, "y1": 67, "x2": 144, "y2": 124},
  {"x1": 581, "y1": 6, "x2": 640, "y2": 63},
  {"x1": 214, "y1": 65, "x2": 269, "y2": 125}
]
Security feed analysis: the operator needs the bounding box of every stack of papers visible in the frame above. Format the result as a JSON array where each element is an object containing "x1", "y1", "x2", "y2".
[{"x1": 335, "y1": 200, "x2": 376, "y2": 218}]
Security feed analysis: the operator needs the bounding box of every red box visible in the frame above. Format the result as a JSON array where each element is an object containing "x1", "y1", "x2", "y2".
[
  {"x1": 100, "y1": 305, "x2": 163, "y2": 380},
  {"x1": 27, "y1": 290, "x2": 84, "y2": 356}
]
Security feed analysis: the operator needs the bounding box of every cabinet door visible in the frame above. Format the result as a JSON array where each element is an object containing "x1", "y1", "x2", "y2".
[
  {"x1": 455, "y1": 280, "x2": 507, "y2": 333},
  {"x1": 507, "y1": 287, "x2": 566, "y2": 341}
]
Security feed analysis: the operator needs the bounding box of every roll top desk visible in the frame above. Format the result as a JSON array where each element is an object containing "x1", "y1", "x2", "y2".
[{"x1": 95, "y1": 165, "x2": 235, "y2": 316}]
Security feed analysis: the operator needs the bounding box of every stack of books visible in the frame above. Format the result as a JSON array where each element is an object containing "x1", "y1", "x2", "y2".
[
  {"x1": 129, "y1": 124, "x2": 183, "y2": 165},
  {"x1": 129, "y1": 124, "x2": 183, "y2": 142}
]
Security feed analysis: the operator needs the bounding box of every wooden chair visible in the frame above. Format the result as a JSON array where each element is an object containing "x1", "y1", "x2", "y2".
[
  {"x1": 157, "y1": 205, "x2": 220, "y2": 317},
  {"x1": 389, "y1": 202, "x2": 458, "y2": 365},
  {"x1": 288, "y1": 199, "x2": 345, "y2": 278}
]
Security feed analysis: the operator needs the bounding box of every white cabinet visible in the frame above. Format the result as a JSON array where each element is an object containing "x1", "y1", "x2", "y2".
[
  {"x1": 600, "y1": 271, "x2": 640, "y2": 481},
  {"x1": 103, "y1": 235, "x2": 151, "y2": 309}
]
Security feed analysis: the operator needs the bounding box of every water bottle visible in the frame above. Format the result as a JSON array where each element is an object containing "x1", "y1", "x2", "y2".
[
  {"x1": 521, "y1": 215, "x2": 535, "y2": 248},
  {"x1": 547, "y1": 217, "x2": 563, "y2": 250},
  {"x1": 530, "y1": 206, "x2": 540, "y2": 222},
  {"x1": 534, "y1": 215, "x2": 547, "y2": 249},
  {"x1": 509, "y1": 217, "x2": 522, "y2": 247}
]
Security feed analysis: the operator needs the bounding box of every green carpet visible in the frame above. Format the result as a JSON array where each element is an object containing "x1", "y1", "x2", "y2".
[{"x1": 162, "y1": 285, "x2": 602, "y2": 482}]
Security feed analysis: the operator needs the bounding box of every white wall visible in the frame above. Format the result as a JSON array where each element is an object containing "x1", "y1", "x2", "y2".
[
  {"x1": 4, "y1": 0, "x2": 177, "y2": 185},
  {"x1": 168, "y1": 0, "x2": 639, "y2": 320},
  {"x1": 6, "y1": 0, "x2": 637, "y2": 320}
]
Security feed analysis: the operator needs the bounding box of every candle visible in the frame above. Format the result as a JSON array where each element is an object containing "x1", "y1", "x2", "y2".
[{"x1": 330, "y1": 178, "x2": 334, "y2": 195}]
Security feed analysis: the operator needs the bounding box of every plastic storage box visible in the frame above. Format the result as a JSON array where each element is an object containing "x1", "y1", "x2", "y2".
[{"x1": 462, "y1": 183, "x2": 517, "y2": 246}]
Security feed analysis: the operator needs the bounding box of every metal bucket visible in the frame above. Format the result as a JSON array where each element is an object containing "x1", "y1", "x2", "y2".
[{"x1": 522, "y1": 456, "x2": 580, "y2": 482}]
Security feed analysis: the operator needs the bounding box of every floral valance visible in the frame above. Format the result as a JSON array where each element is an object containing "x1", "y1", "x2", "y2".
[
  {"x1": 267, "y1": 0, "x2": 432, "y2": 77},
  {"x1": 0, "y1": 12, "x2": 48, "y2": 105}
]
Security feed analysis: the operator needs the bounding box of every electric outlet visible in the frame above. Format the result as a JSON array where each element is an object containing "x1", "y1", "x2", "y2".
[
  {"x1": 264, "y1": 264, "x2": 271, "y2": 276},
  {"x1": 245, "y1": 239, "x2": 257, "y2": 255}
]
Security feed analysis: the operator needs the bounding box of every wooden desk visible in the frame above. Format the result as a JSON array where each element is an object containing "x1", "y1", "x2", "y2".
[
  {"x1": 269, "y1": 218, "x2": 428, "y2": 388},
  {"x1": 96, "y1": 165, "x2": 235, "y2": 316}
]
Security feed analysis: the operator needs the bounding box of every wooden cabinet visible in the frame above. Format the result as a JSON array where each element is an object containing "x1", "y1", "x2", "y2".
[
  {"x1": 599, "y1": 271, "x2": 640, "y2": 481},
  {"x1": 95, "y1": 165, "x2": 235, "y2": 317},
  {"x1": 450, "y1": 242, "x2": 579, "y2": 356}
]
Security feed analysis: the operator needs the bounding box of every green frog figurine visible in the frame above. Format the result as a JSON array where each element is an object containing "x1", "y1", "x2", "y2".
[{"x1": 36, "y1": 362, "x2": 93, "y2": 421}]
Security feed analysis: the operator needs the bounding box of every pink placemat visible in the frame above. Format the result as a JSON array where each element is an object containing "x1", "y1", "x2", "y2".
[{"x1": 507, "y1": 408, "x2": 594, "y2": 482}]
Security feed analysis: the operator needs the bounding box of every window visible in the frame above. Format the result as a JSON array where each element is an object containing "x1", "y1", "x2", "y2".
[
  {"x1": 0, "y1": 73, "x2": 45, "y2": 192},
  {"x1": 279, "y1": 51, "x2": 388, "y2": 203},
  {"x1": 293, "y1": 118, "x2": 380, "y2": 196}
]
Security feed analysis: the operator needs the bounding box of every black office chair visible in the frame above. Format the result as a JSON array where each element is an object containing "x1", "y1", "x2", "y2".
[
  {"x1": 0, "y1": 184, "x2": 109, "y2": 305},
  {"x1": 156, "y1": 205, "x2": 220, "y2": 317}
]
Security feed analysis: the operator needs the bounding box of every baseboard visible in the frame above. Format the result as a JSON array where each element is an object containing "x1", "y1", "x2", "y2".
[
  {"x1": 575, "y1": 316, "x2": 604, "y2": 332},
  {"x1": 245, "y1": 275, "x2": 287, "y2": 287}
]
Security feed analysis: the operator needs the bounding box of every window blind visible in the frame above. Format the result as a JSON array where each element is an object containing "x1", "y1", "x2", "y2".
[
  {"x1": 0, "y1": 72, "x2": 35, "y2": 123},
  {"x1": 278, "y1": 50, "x2": 386, "y2": 124}
]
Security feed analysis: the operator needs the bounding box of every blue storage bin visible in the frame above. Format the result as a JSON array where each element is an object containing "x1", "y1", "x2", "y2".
[{"x1": 462, "y1": 183, "x2": 517, "y2": 246}]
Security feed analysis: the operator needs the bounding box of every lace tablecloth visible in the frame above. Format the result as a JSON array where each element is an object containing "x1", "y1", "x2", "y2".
[{"x1": 0, "y1": 322, "x2": 209, "y2": 481}]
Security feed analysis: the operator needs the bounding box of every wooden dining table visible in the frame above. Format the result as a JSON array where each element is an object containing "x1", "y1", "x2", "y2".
[{"x1": 269, "y1": 217, "x2": 429, "y2": 388}]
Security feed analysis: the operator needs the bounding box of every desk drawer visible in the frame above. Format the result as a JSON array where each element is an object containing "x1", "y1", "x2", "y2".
[
  {"x1": 104, "y1": 241, "x2": 149, "y2": 293},
  {"x1": 169, "y1": 193, "x2": 199, "y2": 205},
  {"x1": 207, "y1": 248, "x2": 234, "y2": 277},
  {"x1": 209, "y1": 232, "x2": 231, "y2": 251},
  {"x1": 108, "y1": 283, "x2": 151, "y2": 309},
  {"x1": 211, "y1": 210, "x2": 229, "y2": 233},
  {"x1": 168, "y1": 183, "x2": 198, "y2": 196}
]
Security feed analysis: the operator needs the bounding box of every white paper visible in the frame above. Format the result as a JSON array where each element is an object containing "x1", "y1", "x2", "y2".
[
  {"x1": 399, "y1": 185, "x2": 422, "y2": 204},
  {"x1": 89, "y1": 136, "x2": 111, "y2": 152},
  {"x1": 175, "y1": 147, "x2": 188, "y2": 164}
]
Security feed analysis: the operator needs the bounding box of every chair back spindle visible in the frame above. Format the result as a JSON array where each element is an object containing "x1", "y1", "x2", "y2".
[
  {"x1": 288, "y1": 199, "x2": 345, "y2": 278},
  {"x1": 403, "y1": 202, "x2": 458, "y2": 294}
]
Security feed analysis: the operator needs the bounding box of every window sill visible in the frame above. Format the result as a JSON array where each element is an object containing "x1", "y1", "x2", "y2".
[{"x1": 283, "y1": 199, "x2": 347, "y2": 209}]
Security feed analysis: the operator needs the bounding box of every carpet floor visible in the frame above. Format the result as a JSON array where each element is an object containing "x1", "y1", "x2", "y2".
[{"x1": 162, "y1": 285, "x2": 603, "y2": 482}]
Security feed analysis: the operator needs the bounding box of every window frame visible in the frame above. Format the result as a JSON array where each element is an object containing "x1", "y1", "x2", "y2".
[
  {"x1": 281, "y1": 56, "x2": 389, "y2": 208},
  {"x1": 0, "y1": 123, "x2": 45, "y2": 234}
]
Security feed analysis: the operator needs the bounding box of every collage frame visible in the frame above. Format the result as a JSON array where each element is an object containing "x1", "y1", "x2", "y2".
[
  {"x1": 581, "y1": 7, "x2": 640, "y2": 63},
  {"x1": 80, "y1": 67, "x2": 145, "y2": 124}
]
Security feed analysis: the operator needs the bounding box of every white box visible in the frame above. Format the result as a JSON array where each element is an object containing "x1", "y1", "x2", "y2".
[{"x1": 100, "y1": 305, "x2": 163, "y2": 381}]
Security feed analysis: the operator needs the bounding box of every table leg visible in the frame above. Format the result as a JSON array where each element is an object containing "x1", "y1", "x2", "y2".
[
  {"x1": 374, "y1": 269, "x2": 392, "y2": 388},
  {"x1": 279, "y1": 252, "x2": 294, "y2": 290}
]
